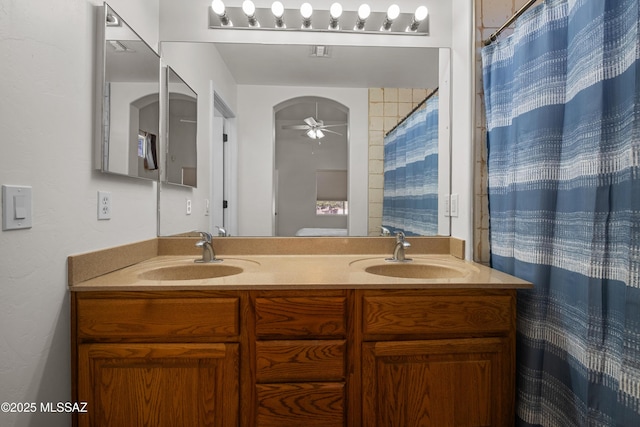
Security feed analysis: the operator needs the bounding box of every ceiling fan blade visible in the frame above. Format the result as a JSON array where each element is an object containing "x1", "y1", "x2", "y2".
[
  {"x1": 322, "y1": 129, "x2": 343, "y2": 136},
  {"x1": 282, "y1": 124, "x2": 310, "y2": 130},
  {"x1": 304, "y1": 117, "x2": 318, "y2": 126},
  {"x1": 318, "y1": 123, "x2": 348, "y2": 128}
]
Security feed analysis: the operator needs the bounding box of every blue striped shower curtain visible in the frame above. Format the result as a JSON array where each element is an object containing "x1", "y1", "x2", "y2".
[
  {"x1": 482, "y1": 0, "x2": 640, "y2": 425},
  {"x1": 382, "y1": 94, "x2": 439, "y2": 235}
]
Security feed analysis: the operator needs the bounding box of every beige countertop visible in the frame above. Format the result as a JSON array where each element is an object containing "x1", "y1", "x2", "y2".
[{"x1": 69, "y1": 253, "x2": 532, "y2": 292}]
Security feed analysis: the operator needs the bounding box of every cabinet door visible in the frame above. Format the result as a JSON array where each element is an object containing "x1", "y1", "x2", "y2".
[
  {"x1": 362, "y1": 338, "x2": 512, "y2": 427},
  {"x1": 78, "y1": 343, "x2": 238, "y2": 427}
]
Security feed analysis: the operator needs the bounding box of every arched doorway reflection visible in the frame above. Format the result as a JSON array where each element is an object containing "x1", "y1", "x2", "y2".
[{"x1": 273, "y1": 96, "x2": 349, "y2": 236}]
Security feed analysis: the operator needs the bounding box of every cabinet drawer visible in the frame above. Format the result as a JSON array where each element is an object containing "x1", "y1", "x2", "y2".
[
  {"x1": 77, "y1": 297, "x2": 239, "y2": 340},
  {"x1": 256, "y1": 382, "x2": 344, "y2": 427},
  {"x1": 256, "y1": 340, "x2": 345, "y2": 382},
  {"x1": 363, "y1": 294, "x2": 513, "y2": 337},
  {"x1": 255, "y1": 297, "x2": 346, "y2": 338}
]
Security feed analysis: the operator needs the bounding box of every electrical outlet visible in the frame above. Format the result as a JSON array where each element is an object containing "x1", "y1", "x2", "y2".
[
  {"x1": 204, "y1": 199, "x2": 210, "y2": 216},
  {"x1": 98, "y1": 191, "x2": 111, "y2": 220},
  {"x1": 186, "y1": 199, "x2": 192, "y2": 215}
]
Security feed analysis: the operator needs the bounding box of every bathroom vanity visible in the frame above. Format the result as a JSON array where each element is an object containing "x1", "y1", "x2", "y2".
[{"x1": 68, "y1": 237, "x2": 530, "y2": 427}]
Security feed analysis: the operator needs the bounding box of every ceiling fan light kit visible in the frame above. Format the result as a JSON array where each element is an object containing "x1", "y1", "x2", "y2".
[
  {"x1": 209, "y1": 2, "x2": 429, "y2": 35},
  {"x1": 281, "y1": 103, "x2": 347, "y2": 140}
]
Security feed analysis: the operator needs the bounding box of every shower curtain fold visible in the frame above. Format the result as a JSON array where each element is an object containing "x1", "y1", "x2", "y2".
[
  {"x1": 482, "y1": 0, "x2": 640, "y2": 425},
  {"x1": 382, "y1": 94, "x2": 439, "y2": 236}
]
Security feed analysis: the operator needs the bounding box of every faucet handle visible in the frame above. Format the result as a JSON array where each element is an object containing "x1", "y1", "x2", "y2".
[
  {"x1": 380, "y1": 226, "x2": 391, "y2": 236},
  {"x1": 395, "y1": 231, "x2": 406, "y2": 242},
  {"x1": 215, "y1": 226, "x2": 227, "y2": 237},
  {"x1": 198, "y1": 231, "x2": 212, "y2": 243}
]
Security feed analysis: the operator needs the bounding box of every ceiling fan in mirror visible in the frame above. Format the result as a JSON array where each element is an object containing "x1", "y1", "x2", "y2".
[{"x1": 281, "y1": 103, "x2": 347, "y2": 139}]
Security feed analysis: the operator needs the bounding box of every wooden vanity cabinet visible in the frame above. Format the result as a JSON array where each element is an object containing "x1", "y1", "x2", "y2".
[
  {"x1": 71, "y1": 291, "x2": 241, "y2": 427},
  {"x1": 360, "y1": 289, "x2": 517, "y2": 427},
  {"x1": 249, "y1": 290, "x2": 351, "y2": 427},
  {"x1": 72, "y1": 287, "x2": 518, "y2": 427}
]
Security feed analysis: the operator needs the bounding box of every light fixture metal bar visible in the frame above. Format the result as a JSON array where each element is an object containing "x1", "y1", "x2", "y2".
[{"x1": 208, "y1": 7, "x2": 428, "y2": 35}]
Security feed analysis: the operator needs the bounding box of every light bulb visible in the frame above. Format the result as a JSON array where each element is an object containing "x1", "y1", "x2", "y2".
[
  {"x1": 211, "y1": 0, "x2": 231, "y2": 26},
  {"x1": 381, "y1": 4, "x2": 400, "y2": 31},
  {"x1": 407, "y1": 5, "x2": 428, "y2": 31},
  {"x1": 271, "y1": 1, "x2": 284, "y2": 18},
  {"x1": 242, "y1": 0, "x2": 256, "y2": 16},
  {"x1": 357, "y1": 4, "x2": 371, "y2": 20},
  {"x1": 415, "y1": 6, "x2": 428, "y2": 22},
  {"x1": 354, "y1": 3, "x2": 370, "y2": 30},
  {"x1": 300, "y1": 3, "x2": 313, "y2": 19},
  {"x1": 211, "y1": 0, "x2": 225, "y2": 16},
  {"x1": 330, "y1": 3, "x2": 343, "y2": 19},
  {"x1": 242, "y1": 0, "x2": 259, "y2": 26},
  {"x1": 329, "y1": 2, "x2": 342, "y2": 29},
  {"x1": 387, "y1": 4, "x2": 400, "y2": 20}
]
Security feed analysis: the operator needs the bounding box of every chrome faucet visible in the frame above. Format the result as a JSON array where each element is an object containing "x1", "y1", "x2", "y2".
[
  {"x1": 380, "y1": 226, "x2": 391, "y2": 236},
  {"x1": 387, "y1": 231, "x2": 412, "y2": 262},
  {"x1": 195, "y1": 231, "x2": 222, "y2": 263},
  {"x1": 216, "y1": 226, "x2": 227, "y2": 237}
]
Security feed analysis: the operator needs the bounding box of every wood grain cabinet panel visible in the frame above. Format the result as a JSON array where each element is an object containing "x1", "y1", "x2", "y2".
[
  {"x1": 255, "y1": 297, "x2": 346, "y2": 338},
  {"x1": 363, "y1": 294, "x2": 513, "y2": 338},
  {"x1": 256, "y1": 340, "x2": 346, "y2": 382},
  {"x1": 72, "y1": 287, "x2": 518, "y2": 427},
  {"x1": 256, "y1": 382, "x2": 345, "y2": 427},
  {"x1": 362, "y1": 338, "x2": 512, "y2": 427},
  {"x1": 77, "y1": 297, "x2": 239, "y2": 340},
  {"x1": 77, "y1": 343, "x2": 239, "y2": 427}
]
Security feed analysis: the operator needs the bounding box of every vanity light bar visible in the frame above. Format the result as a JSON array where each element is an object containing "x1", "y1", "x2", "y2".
[{"x1": 208, "y1": 3, "x2": 428, "y2": 35}]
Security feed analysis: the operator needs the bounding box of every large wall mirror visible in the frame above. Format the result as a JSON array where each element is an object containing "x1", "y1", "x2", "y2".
[
  {"x1": 157, "y1": 41, "x2": 450, "y2": 238},
  {"x1": 166, "y1": 66, "x2": 198, "y2": 187},
  {"x1": 95, "y1": 4, "x2": 160, "y2": 181},
  {"x1": 159, "y1": 42, "x2": 450, "y2": 236}
]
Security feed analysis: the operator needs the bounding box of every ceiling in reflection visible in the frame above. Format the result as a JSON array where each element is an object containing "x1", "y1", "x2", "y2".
[{"x1": 214, "y1": 43, "x2": 439, "y2": 88}]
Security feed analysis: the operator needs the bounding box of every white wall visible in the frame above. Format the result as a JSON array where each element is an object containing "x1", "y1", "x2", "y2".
[
  {"x1": 0, "y1": 1, "x2": 159, "y2": 426},
  {"x1": 450, "y1": 0, "x2": 475, "y2": 259},
  {"x1": 236, "y1": 85, "x2": 368, "y2": 236}
]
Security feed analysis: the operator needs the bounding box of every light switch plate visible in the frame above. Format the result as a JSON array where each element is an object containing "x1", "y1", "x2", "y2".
[
  {"x1": 450, "y1": 194, "x2": 459, "y2": 217},
  {"x1": 443, "y1": 194, "x2": 450, "y2": 217},
  {"x1": 2, "y1": 185, "x2": 33, "y2": 231}
]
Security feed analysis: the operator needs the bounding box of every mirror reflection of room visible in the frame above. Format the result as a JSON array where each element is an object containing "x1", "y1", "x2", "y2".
[
  {"x1": 275, "y1": 97, "x2": 349, "y2": 237},
  {"x1": 100, "y1": 5, "x2": 160, "y2": 181},
  {"x1": 166, "y1": 66, "x2": 198, "y2": 188},
  {"x1": 382, "y1": 88, "x2": 439, "y2": 236},
  {"x1": 157, "y1": 41, "x2": 447, "y2": 238}
]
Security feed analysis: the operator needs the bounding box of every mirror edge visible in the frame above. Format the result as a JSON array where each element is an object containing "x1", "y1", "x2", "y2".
[
  {"x1": 94, "y1": 3, "x2": 107, "y2": 171},
  {"x1": 438, "y1": 47, "x2": 452, "y2": 236}
]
